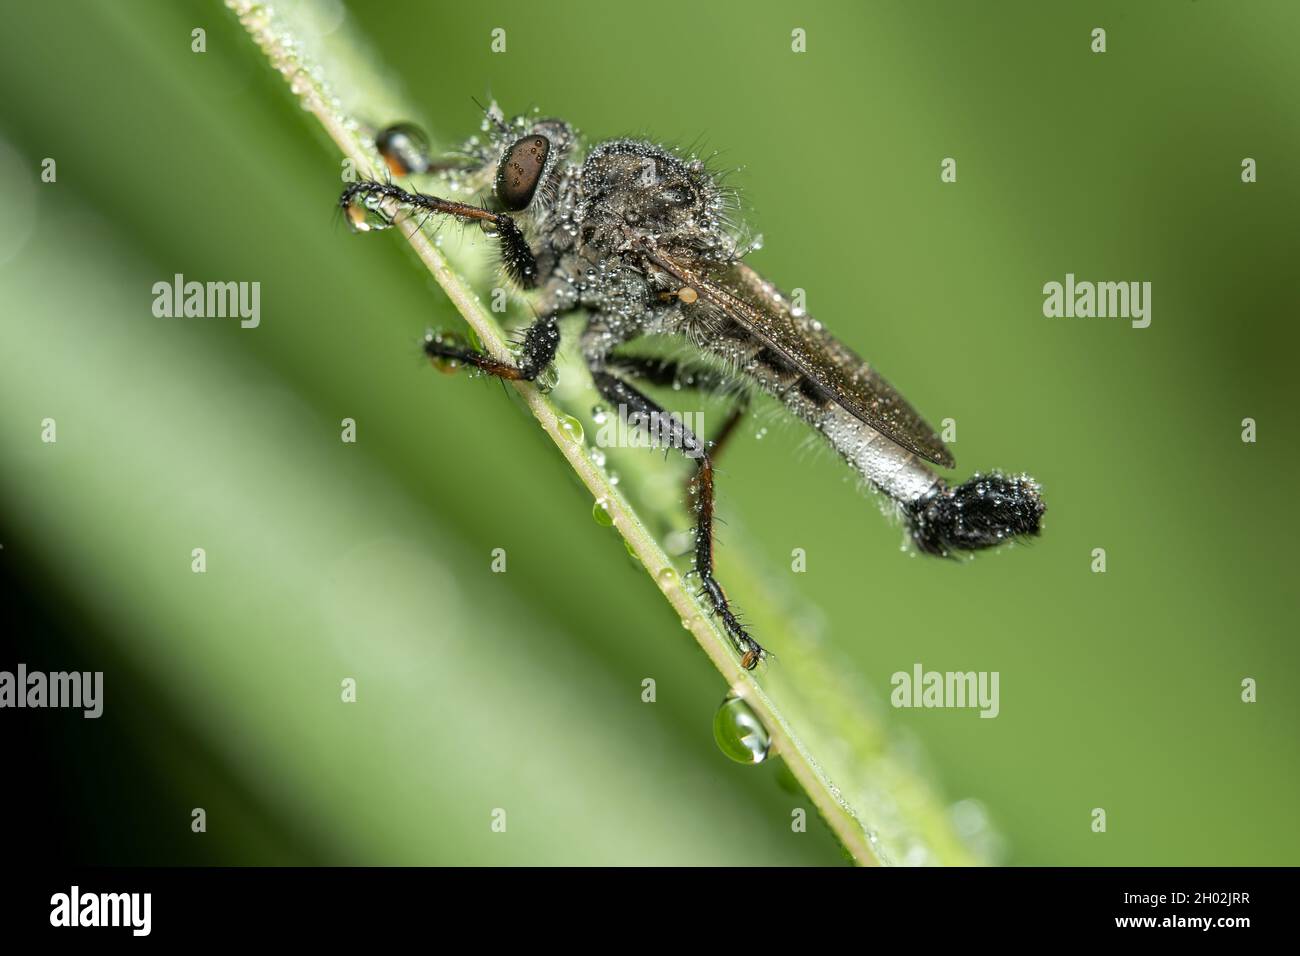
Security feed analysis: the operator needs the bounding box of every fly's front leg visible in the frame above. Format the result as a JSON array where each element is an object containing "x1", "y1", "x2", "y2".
[
  {"x1": 338, "y1": 180, "x2": 557, "y2": 380},
  {"x1": 589, "y1": 368, "x2": 766, "y2": 670},
  {"x1": 339, "y1": 181, "x2": 539, "y2": 288}
]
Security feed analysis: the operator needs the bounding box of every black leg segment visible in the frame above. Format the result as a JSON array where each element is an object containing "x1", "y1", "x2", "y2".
[
  {"x1": 589, "y1": 368, "x2": 766, "y2": 669},
  {"x1": 340, "y1": 180, "x2": 540, "y2": 288},
  {"x1": 604, "y1": 355, "x2": 750, "y2": 466},
  {"x1": 424, "y1": 315, "x2": 560, "y2": 381}
]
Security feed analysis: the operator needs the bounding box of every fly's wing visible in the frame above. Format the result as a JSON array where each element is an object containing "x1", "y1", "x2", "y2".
[{"x1": 645, "y1": 251, "x2": 955, "y2": 468}]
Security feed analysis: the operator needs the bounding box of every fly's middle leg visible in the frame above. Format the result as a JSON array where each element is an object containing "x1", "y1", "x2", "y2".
[
  {"x1": 589, "y1": 367, "x2": 766, "y2": 670},
  {"x1": 423, "y1": 315, "x2": 560, "y2": 381}
]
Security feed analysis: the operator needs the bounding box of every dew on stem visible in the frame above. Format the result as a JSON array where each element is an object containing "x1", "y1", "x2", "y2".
[{"x1": 713, "y1": 694, "x2": 771, "y2": 765}]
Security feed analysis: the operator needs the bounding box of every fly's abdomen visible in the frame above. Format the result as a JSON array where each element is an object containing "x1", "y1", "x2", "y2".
[
  {"x1": 726, "y1": 333, "x2": 942, "y2": 504},
  {"x1": 684, "y1": 285, "x2": 1045, "y2": 557},
  {"x1": 737, "y1": 340, "x2": 1045, "y2": 556},
  {"x1": 813, "y1": 402, "x2": 941, "y2": 504}
]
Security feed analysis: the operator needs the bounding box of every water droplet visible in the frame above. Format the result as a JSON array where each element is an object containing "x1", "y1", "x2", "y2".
[
  {"x1": 755, "y1": 426, "x2": 768, "y2": 440},
  {"x1": 592, "y1": 497, "x2": 614, "y2": 526},
  {"x1": 657, "y1": 566, "x2": 678, "y2": 588},
  {"x1": 713, "y1": 695, "x2": 770, "y2": 765},
  {"x1": 238, "y1": 4, "x2": 270, "y2": 32},
  {"x1": 557, "y1": 414, "x2": 584, "y2": 444},
  {"x1": 535, "y1": 365, "x2": 560, "y2": 392},
  {"x1": 344, "y1": 195, "x2": 393, "y2": 233},
  {"x1": 591, "y1": 405, "x2": 608, "y2": 425},
  {"x1": 590, "y1": 448, "x2": 606, "y2": 468},
  {"x1": 424, "y1": 330, "x2": 467, "y2": 374},
  {"x1": 289, "y1": 69, "x2": 311, "y2": 96},
  {"x1": 375, "y1": 122, "x2": 431, "y2": 177},
  {"x1": 607, "y1": 471, "x2": 620, "y2": 487}
]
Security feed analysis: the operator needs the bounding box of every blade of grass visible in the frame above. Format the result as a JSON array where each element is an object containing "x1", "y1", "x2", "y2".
[{"x1": 226, "y1": 0, "x2": 993, "y2": 865}]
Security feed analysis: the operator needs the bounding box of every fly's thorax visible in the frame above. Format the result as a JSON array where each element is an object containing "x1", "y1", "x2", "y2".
[
  {"x1": 557, "y1": 247, "x2": 659, "y2": 323},
  {"x1": 574, "y1": 140, "x2": 737, "y2": 264}
]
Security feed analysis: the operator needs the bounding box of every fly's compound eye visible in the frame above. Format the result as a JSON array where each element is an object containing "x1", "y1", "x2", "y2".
[
  {"x1": 495, "y1": 134, "x2": 550, "y2": 210},
  {"x1": 375, "y1": 123, "x2": 431, "y2": 176}
]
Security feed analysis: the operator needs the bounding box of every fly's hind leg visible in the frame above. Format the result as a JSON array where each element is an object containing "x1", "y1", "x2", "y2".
[
  {"x1": 589, "y1": 366, "x2": 766, "y2": 670},
  {"x1": 604, "y1": 355, "x2": 750, "y2": 496}
]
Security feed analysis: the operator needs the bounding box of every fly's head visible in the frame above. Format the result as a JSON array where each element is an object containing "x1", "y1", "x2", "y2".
[
  {"x1": 577, "y1": 140, "x2": 739, "y2": 267},
  {"x1": 476, "y1": 106, "x2": 576, "y2": 216}
]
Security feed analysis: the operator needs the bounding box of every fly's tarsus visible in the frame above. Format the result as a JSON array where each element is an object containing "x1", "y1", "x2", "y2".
[{"x1": 692, "y1": 461, "x2": 766, "y2": 670}]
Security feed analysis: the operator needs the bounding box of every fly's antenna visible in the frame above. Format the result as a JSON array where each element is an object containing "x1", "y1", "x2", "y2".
[
  {"x1": 472, "y1": 95, "x2": 512, "y2": 137},
  {"x1": 905, "y1": 472, "x2": 1046, "y2": 557}
]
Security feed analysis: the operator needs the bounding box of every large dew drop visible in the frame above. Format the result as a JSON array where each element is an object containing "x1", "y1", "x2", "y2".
[
  {"x1": 557, "y1": 414, "x2": 584, "y2": 444},
  {"x1": 343, "y1": 193, "x2": 393, "y2": 233},
  {"x1": 713, "y1": 694, "x2": 771, "y2": 765}
]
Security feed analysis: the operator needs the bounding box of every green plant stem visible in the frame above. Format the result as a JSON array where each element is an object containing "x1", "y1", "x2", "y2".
[{"x1": 227, "y1": 0, "x2": 991, "y2": 867}]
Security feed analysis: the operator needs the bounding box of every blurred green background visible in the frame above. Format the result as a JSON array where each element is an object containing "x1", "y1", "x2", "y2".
[{"x1": 1, "y1": 0, "x2": 1297, "y2": 865}]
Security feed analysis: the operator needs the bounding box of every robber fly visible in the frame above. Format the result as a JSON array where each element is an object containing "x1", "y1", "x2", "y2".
[{"x1": 339, "y1": 105, "x2": 1046, "y2": 670}]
